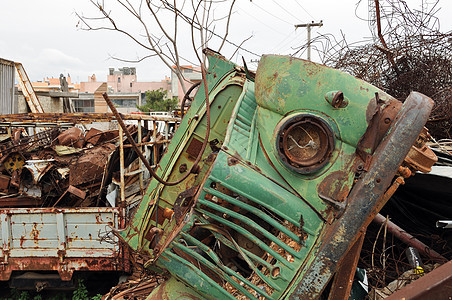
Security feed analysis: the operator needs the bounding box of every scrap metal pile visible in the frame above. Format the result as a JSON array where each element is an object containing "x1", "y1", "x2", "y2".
[{"x1": 0, "y1": 122, "x2": 154, "y2": 209}]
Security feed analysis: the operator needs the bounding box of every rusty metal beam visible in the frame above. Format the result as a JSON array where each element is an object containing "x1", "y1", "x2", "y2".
[
  {"x1": 386, "y1": 259, "x2": 452, "y2": 300},
  {"x1": 0, "y1": 197, "x2": 43, "y2": 207},
  {"x1": 137, "y1": 121, "x2": 144, "y2": 193},
  {"x1": 328, "y1": 232, "x2": 365, "y2": 300},
  {"x1": 119, "y1": 126, "x2": 126, "y2": 203},
  {"x1": 153, "y1": 120, "x2": 158, "y2": 167},
  {"x1": 15, "y1": 63, "x2": 44, "y2": 113},
  {"x1": 0, "y1": 113, "x2": 179, "y2": 125},
  {"x1": 122, "y1": 139, "x2": 171, "y2": 148},
  {"x1": 0, "y1": 256, "x2": 130, "y2": 281}
]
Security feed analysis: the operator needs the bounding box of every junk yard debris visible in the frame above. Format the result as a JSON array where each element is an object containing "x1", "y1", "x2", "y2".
[{"x1": 1, "y1": 50, "x2": 451, "y2": 299}]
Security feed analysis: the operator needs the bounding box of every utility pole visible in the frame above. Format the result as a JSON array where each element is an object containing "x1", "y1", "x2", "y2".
[{"x1": 295, "y1": 21, "x2": 323, "y2": 61}]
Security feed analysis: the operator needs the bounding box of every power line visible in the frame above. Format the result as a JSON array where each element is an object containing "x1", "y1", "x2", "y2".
[
  {"x1": 237, "y1": 8, "x2": 287, "y2": 36},
  {"x1": 271, "y1": 0, "x2": 304, "y2": 23},
  {"x1": 161, "y1": 1, "x2": 262, "y2": 57},
  {"x1": 292, "y1": 0, "x2": 316, "y2": 20},
  {"x1": 269, "y1": 28, "x2": 305, "y2": 54},
  {"x1": 252, "y1": 2, "x2": 293, "y2": 26}
]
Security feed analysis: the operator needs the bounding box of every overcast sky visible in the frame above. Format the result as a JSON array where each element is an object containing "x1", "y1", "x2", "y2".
[{"x1": 0, "y1": 0, "x2": 450, "y2": 83}]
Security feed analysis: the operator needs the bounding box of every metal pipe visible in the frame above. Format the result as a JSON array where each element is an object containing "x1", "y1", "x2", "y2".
[
  {"x1": 180, "y1": 81, "x2": 201, "y2": 119},
  {"x1": 153, "y1": 120, "x2": 158, "y2": 167},
  {"x1": 119, "y1": 126, "x2": 125, "y2": 203},
  {"x1": 137, "y1": 122, "x2": 143, "y2": 193},
  {"x1": 373, "y1": 213, "x2": 447, "y2": 262}
]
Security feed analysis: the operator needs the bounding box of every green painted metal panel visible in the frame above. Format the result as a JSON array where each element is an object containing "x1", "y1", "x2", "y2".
[
  {"x1": 121, "y1": 52, "x2": 433, "y2": 299},
  {"x1": 121, "y1": 53, "x2": 245, "y2": 252}
]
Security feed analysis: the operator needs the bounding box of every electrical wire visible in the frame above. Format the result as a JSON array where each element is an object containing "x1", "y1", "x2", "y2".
[
  {"x1": 269, "y1": 28, "x2": 305, "y2": 54},
  {"x1": 251, "y1": 2, "x2": 293, "y2": 26},
  {"x1": 291, "y1": 0, "x2": 316, "y2": 20},
  {"x1": 271, "y1": 0, "x2": 305, "y2": 23},
  {"x1": 236, "y1": 8, "x2": 287, "y2": 36},
  {"x1": 160, "y1": 0, "x2": 261, "y2": 57}
]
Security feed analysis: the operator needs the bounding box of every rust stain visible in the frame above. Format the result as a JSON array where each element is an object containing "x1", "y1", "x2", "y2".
[
  {"x1": 31, "y1": 222, "x2": 40, "y2": 240},
  {"x1": 69, "y1": 143, "x2": 116, "y2": 186},
  {"x1": 317, "y1": 170, "x2": 351, "y2": 203},
  {"x1": 227, "y1": 157, "x2": 238, "y2": 166}
]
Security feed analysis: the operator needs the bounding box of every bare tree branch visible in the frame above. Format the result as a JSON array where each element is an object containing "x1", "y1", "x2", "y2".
[
  {"x1": 76, "y1": 0, "x2": 250, "y2": 100},
  {"x1": 218, "y1": 0, "x2": 235, "y2": 52}
]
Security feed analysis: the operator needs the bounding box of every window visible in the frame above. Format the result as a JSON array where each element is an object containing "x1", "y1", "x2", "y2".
[
  {"x1": 130, "y1": 82, "x2": 132, "y2": 88},
  {"x1": 112, "y1": 99, "x2": 137, "y2": 108},
  {"x1": 118, "y1": 77, "x2": 121, "y2": 83},
  {"x1": 73, "y1": 99, "x2": 95, "y2": 113}
]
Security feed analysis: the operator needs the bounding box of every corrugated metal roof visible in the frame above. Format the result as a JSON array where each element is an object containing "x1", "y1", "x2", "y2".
[{"x1": 0, "y1": 58, "x2": 15, "y2": 114}]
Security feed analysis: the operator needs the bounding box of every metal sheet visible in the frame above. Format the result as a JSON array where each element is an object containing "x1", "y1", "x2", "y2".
[
  {"x1": 0, "y1": 58, "x2": 15, "y2": 114},
  {"x1": 0, "y1": 207, "x2": 124, "y2": 281},
  {"x1": 386, "y1": 260, "x2": 452, "y2": 300}
]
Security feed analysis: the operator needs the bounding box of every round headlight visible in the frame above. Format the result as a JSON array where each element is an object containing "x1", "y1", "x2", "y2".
[{"x1": 277, "y1": 115, "x2": 334, "y2": 174}]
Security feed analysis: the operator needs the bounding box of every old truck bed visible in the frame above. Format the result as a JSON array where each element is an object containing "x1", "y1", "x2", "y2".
[{"x1": 0, "y1": 207, "x2": 128, "y2": 281}]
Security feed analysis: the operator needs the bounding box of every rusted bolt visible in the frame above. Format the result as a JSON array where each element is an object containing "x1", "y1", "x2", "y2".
[
  {"x1": 397, "y1": 166, "x2": 412, "y2": 178},
  {"x1": 146, "y1": 227, "x2": 163, "y2": 249},
  {"x1": 332, "y1": 91, "x2": 344, "y2": 108},
  {"x1": 191, "y1": 164, "x2": 201, "y2": 174},
  {"x1": 384, "y1": 118, "x2": 391, "y2": 124},
  {"x1": 376, "y1": 178, "x2": 381, "y2": 183},
  {"x1": 179, "y1": 163, "x2": 187, "y2": 173},
  {"x1": 272, "y1": 267, "x2": 281, "y2": 277},
  {"x1": 162, "y1": 208, "x2": 174, "y2": 219},
  {"x1": 245, "y1": 241, "x2": 254, "y2": 249},
  {"x1": 207, "y1": 153, "x2": 216, "y2": 162},
  {"x1": 227, "y1": 157, "x2": 238, "y2": 166},
  {"x1": 210, "y1": 182, "x2": 217, "y2": 188}
]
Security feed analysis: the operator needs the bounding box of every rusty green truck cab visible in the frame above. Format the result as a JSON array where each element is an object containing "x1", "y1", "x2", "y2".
[{"x1": 121, "y1": 50, "x2": 434, "y2": 299}]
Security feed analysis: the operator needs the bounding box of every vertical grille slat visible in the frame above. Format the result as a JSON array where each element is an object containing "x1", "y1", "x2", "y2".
[
  {"x1": 196, "y1": 208, "x2": 293, "y2": 269},
  {"x1": 180, "y1": 232, "x2": 281, "y2": 292},
  {"x1": 208, "y1": 176, "x2": 306, "y2": 231},
  {"x1": 198, "y1": 199, "x2": 300, "y2": 258},
  {"x1": 172, "y1": 242, "x2": 266, "y2": 300},
  {"x1": 236, "y1": 113, "x2": 253, "y2": 127},
  {"x1": 194, "y1": 214, "x2": 278, "y2": 272},
  {"x1": 233, "y1": 124, "x2": 251, "y2": 137},
  {"x1": 161, "y1": 250, "x2": 244, "y2": 300},
  {"x1": 203, "y1": 187, "x2": 302, "y2": 243}
]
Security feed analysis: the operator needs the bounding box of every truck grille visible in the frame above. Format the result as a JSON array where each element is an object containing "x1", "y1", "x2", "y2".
[{"x1": 161, "y1": 174, "x2": 318, "y2": 300}]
